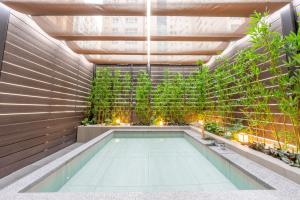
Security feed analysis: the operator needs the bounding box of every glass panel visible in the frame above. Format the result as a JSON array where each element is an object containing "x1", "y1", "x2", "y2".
[
  {"x1": 151, "y1": 16, "x2": 248, "y2": 35},
  {"x1": 74, "y1": 41, "x2": 147, "y2": 52},
  {"x1": 33, "y1": 16, "x2": 147, "y2": 35},
  {"x1": 151, "y1": 41, "x2": 226, "y2": 52}
]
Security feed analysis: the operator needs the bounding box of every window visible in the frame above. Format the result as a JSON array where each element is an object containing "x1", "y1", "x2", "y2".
[
  {"x1": 125, "y1": 28, "x2": 138, "y2": 34},
  {"x1": 125, "y1": 41, "x2": 137, "y2": 45},
  {"x1": 112, "y1": 17, "x2": 119, "y2": 24},
  {"x1": 126, "y1": 17, "x2": 138, "y2": 24},
  {"x1": 127, "y1": 0, "x2": 137, "y2": 3},
  {"x1": 112, "y1": 28, "x2": 119, "y2": 33}
]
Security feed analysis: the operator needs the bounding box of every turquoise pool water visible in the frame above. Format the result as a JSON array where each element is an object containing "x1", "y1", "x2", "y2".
[{"x1": 26, "y1": 132, "x2": 268, "y2": 192}]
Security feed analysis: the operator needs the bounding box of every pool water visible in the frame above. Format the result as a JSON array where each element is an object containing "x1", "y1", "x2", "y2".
[{"x1": 26, "y1": 132, "x2": 268, "y2": 192}]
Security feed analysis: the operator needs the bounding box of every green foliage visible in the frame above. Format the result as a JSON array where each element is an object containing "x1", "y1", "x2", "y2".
[
  {"x1": 135, "y1": 71, "x2": 152, "y2": 125},
  {"x1": 204, "y1": 122, "x2": 224, "y2": 136},
  {"x1": 195, "y1": 66, "x2": 209, "y2": 112},
  {"x1": 196, "y1": 59, "x2": 205, "y2": 67},
  {"x1": 96, "y1": 68, "x2": 112, "y2": 124},
  {"x1": 152, "y1": 70, "x2": 171, "y2": 122},
  {"x1": 283, "y1": 23, "x2": 300, "y2": 151},
  {"x1": 245, "y1": 12, "x2": 282, "y2": 147},
  {"x1": 82, "y1": 68, "x2": 111, "y2": 125},
  {"x1": 122, "y1": 72, "x2": 132, "y2": 123},
  {"x1": 278, "y1": 131, "x2": 294, "y2": 150},
  {"x1": 81, "y1": 77, "x2": 99, "y2": 125},
  {"x1": 184, "y1": 74, "x2": 197, "y2": 115},
  {"x1": 183, "y1": 67, "x2": 209, "y2": 123},
  {"x1": 210, "y1": 58, "x2": 235, "y2": 130},
  {"x1": 153, "y1": 70, "x2": 185, "y2": 125},
  {"x1": 250, "y1": 12, "x2": 300, "y2": 151},
  {"x1": 109, "y1": 69, "x2": 133, "y2": 124},
  {"x1": 83, "y1": 67, "x2": 132, "y2": 125},
  {"x1": 169, "y1": 72, "x2": 185, "y2": 124},
  {"x1": 112, "y1": 69, "x2": 122, "y2": 122},
  {"x1": 152, "y1": 68, "x2": 210, "y2": 125},
  {"x1": 82, "y1": 11, "x2": 300, "y2": 155},
  {"x1": 202, "y1": 11, "x2": 299, "y2": 153},
  {"x1": 233, "y1": 49, "x2": 257, "y2": 131},
  {"x1": 152, "y1": 80, "x2": 165, "y2": 119},
  {"x1": 284, "y1": 22, "x2": 300, "y2": 66},
  {"x1": 195, "y1": 66, "x2": 209, "y2": 114}
]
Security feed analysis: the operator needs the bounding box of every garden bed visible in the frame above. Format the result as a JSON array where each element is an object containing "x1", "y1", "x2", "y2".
[
  {"x1": 190, "y1": 126, "x2": 300, "y2": 185},
  {"x1": 200, "y1": 122, "x2": 300, "y2": 169}
]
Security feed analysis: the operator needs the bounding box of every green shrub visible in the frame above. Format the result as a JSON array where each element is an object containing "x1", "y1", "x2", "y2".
[{"x1": 204, "y1": 122, "x2": 225, "y2": 136}]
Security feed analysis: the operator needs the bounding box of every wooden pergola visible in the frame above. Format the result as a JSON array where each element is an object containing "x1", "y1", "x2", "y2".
[{"x1": 2, "y1": 0, "x2": 291, "y2": 65}]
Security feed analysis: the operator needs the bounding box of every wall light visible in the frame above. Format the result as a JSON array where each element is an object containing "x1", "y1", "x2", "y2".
[
  {"x1": 198, "y1": 120, "x2": 204, "y2": 126},
  {"x1": 198, "y1": 120, "x2": 204, "y2": 135},
  {"x1": 159, "y1": 120, "x2": 164, "y2": 126},
  {"x1": 238, "y1": 132, "x2": 249, "y2": 144}
]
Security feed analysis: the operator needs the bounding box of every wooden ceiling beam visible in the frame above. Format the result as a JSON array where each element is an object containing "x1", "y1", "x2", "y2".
[
  {"x1": 87, "y1": 58, "x2": 210, "y2": 65},
  {"x1": 2, "y1": 1, "x2": 290, "y2": 16},
  {"x1": 151, "y1": 2, "x2": 290, "y2": 17},
  {"x1": 73, "y1": 49, "x2": 223, "y2": 56},
  {"x1": 51, "y1": 33, "x2": 244, "y2": 42}
]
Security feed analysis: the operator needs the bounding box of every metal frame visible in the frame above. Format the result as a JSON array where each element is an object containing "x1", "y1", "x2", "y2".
[
  {"x1": 92, "y1": 64, "x2": 96, "y2": 78},
  {"x1": 0, "y1": 4, "x2": 10, "y2": 78},
  {"x1": 281, "y1": 3, "x2": 297, "y2": 36},
  {"x1": 280, "y1": 3, "x2": 298, "y2": 75}
]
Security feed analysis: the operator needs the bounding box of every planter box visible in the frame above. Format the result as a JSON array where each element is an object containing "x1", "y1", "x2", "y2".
[{"x1": 190, "y1": 126, "x2": 300, "y2": 185}]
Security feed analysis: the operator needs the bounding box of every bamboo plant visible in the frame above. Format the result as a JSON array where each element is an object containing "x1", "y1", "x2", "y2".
[
  {"x1": 111, "y1": 69, "x2": 122, "y2": 123},
  {"x1": 135, "y1": 71, "x2": 152, "y2": 125},
  {"x1": 122, "y1": 71, "x2": 132, "y2": 123}
]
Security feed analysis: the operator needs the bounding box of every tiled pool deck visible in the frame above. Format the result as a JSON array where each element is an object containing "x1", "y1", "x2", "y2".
[{"x1": 1, "y1": 127, "x2": 300, "y2": 200}]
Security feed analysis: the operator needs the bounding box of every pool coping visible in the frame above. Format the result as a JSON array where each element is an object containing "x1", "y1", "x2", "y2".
[
  {"x1": 1, "y1": 128, "x2": 300, "y2": 200},
  {"x1": 189, "y1": 126, "x2": 300, "y2": 185},
  {"x1": 78, "y1": 125, "x2": 300, "y2": 185},
  {"x1": 0, "y1": 143, "x2": 83, "y2": 190}
]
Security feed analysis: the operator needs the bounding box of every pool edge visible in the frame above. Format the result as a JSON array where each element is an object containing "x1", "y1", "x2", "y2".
[{"x1": 0, "y1": 127, "x2": 300, "y2": 200}]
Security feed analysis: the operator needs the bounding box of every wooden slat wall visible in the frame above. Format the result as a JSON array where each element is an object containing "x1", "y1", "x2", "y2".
[
  {"x1": 97, "y1": 64, "x2": 197, "y2": 101},
  {"x1": 205, "y1": 4, "x2": 299, "y2": 141},
  {"x1": 97, "y1": 64, "x2": 147, "y2": 104},
  {"x1": 0, "y1": 10, "x2": 93, "y2": 178},
  {"x1": 97, "y1": 65, "x2": 148, "y2": 123},
  {"x1": 101, "y1": 65, "x2": 147, "y2": 84},
  {"x1": 151, "y1": 65, "x2": 198, "y2": 86},
  {"x1": 96, "y1": 64, "x2": 197, "y2": 122}
]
